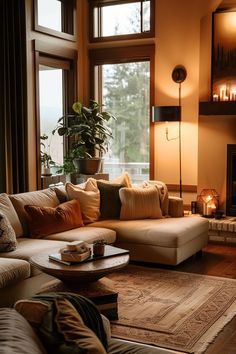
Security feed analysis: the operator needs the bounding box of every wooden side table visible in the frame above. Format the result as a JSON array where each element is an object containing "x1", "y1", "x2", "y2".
[{"x1": 41, "y1": 174, "x2": 66, "y2": 189}]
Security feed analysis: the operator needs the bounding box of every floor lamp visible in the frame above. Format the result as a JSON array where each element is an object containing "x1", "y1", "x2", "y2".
[{"x1": 152, "y1": 65, "x2": 187, "y2": 198}]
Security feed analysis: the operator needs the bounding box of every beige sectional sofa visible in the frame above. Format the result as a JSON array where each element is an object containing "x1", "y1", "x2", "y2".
[{"x1": 0, "y1": 179, "x2": 209, "y2": 307}]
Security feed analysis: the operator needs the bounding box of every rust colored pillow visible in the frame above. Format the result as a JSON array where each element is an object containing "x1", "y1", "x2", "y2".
[{"x1": 24, "y1": 199, "x2": 84, "y2": 238}]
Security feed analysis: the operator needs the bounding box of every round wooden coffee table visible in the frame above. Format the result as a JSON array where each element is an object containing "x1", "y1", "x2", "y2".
[{"x1": 30, "y1": 245, "x2": 129, "y2": 284}]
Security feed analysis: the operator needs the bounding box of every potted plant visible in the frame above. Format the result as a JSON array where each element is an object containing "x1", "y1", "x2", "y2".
[
  {"x1": 40, "y1": 134, "x2": 55, "y2": 176},
  {"x1": 53, "y1": 100, "x2": 116, "y2": 175}
]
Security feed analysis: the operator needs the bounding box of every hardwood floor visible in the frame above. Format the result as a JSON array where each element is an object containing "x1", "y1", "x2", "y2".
[
  {"x1": 133, "y1": 242, "x2": 236, "y2": 353},
  {"x1": 176, "y1": 243, "x2": 236, "y2": 354}
]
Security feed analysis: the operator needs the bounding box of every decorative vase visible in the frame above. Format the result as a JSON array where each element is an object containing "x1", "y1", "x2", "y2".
[{"x1": 73, "y1": 158, "x2": 102, "y2": 175}]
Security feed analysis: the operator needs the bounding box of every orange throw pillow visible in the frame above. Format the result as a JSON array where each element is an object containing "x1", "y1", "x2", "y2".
[{"x1": 24, "y1": 199, "x2": 84, "y2": 238}]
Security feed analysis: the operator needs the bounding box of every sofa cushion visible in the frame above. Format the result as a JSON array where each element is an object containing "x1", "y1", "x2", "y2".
[
  {"x1": 119, "y1": 186, "x2": 163, "y2": 220},
  {"x1": 0, "y1": 258, "x2": 30, "y2": 288},
  {"x1": 97, "y1": 181, "x2": 124, "y2": 219},
  {"x1": 0, "y1": 308, "x2": 46, "y2": 354},
  {"x1": 9, "y1": 189, "x2": 59, "y2": 236},
  {"x1": 24, "y1": 199, "x2": 84, "y2": 239},
  {"x1": 0, "y1": 212, "x2": 17, "y2": 252},
  {"x1": 0, "y1": 238, "x2": 67, "y2": 276},
  {"x1": 0, "y1": 193, "x2": 23, "y2": 237},
  {"x1": 88, "y1": 216, "x2": 209, "y2": 248},
  {"x1": 45, "y1": 226, "x2": 116, "y2": 244},
  {"x1": 66, "y1": 182, "x2": 100, "y2": 224},
  {"x1": 53, "y1": 186, "x2": 68, "y2": 204}
]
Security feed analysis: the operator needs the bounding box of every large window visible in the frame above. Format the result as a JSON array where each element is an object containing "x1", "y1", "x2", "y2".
[
  {"x1": 90, "y1": 45, "x2": 155, "y2": 183},
  {"x1": 35, "y1": 42, "x2": 77, "y2": 187},
  {"x1": 90, "y1": 0, "x2": 154, "y2": 42}
]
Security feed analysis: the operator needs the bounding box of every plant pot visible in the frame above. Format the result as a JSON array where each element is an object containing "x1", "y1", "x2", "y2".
[
  {"x1": 73, "y1": 158, "x2": 102, "y2": 175},
  {"x1": 41, "y1": 167, "x2": 52, "y2": 176}
]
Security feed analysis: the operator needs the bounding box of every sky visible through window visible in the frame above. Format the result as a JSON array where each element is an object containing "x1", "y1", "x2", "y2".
[{"x1": 38, "y1": 0, "x2": 61, "y2": 32}]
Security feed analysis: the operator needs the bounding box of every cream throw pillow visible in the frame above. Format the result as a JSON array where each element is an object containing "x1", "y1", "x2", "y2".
[
  {"x1": 66, "y1": 181, "x2": 100, "y2": 223},
  {"x1": 119, "y1": 185, "x2": 163, "y2": 220}
]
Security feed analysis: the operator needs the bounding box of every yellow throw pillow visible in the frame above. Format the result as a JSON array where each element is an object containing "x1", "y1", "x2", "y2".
[
  {"x1": 55, "y1": 298, "x2": 107, "y2": 354},
  {"x1": 119, "y1": 185, "x2": 163, "y2": 220},
  {"x1": 112, "y1": 171, "x2": 132, "y2": 188},
  {"x1": 66, "y1": 182, "x2": 100, "y2": 223}
]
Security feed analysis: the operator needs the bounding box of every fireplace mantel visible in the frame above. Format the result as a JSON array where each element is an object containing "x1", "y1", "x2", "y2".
[{"x1": 199, "y1": 101, "x2": 236, "y2": 116}]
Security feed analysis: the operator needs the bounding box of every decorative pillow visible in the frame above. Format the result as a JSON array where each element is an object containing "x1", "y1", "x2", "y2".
[
  {"x1": 55, "y1": 298, "x2": 107, "y2": 354},
  {"x1": 53, "y1": 186, "x2": 68, "y2": 204},
  {"x1": 0, "y1": 212, "x2": 17, "y2": 252},
  {"x1": 66, "y1": 182, "x2": 100, "y2": 223},
  {"x1": 119, "y1": 186, "x2": 163, "y2": 220},
  {"x1": 24, "y1": 199, "x2": 84, "y2": 238},
  {"x1": 15, "y1": 293, "x2": 108, "y2": 354},
  {"x1": 0, "y1": 193, "x2": 23, "y2": 237},
  {"x1": 9, "y1": 189, "x2": 59, "y2": 236},
  {"x1": 112, "y1": 171, "x2": 132, "y2": 188},
  {"x1": 97, "y1": 181, "x2": 124, "y2": 219},
  {"x1": 14, "y1": 299, "x2": 50, "y2": 328},
  {"x1": 143, "y1": 180, "x2": 169, "y2": 215}
]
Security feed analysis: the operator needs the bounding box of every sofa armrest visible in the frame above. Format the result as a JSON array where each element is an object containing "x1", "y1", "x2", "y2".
[{"x1": 168, "y1": 196, "x2": 184, "y2": 217}]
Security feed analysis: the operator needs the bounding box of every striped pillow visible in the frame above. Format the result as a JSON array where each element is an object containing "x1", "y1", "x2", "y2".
[{"x1": 119, "y1": 186, "x2": 163, "y2": 220}]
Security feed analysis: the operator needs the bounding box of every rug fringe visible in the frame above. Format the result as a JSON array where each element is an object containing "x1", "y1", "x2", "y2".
[{"x1": 193, "y1": 302, "x2": 236, "y2": 354}]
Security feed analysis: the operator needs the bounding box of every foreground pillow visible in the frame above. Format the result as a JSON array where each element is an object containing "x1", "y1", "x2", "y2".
[
  {"x1": 66, "y1": 182, "x2": 100, "y2": 223},
  {"x1": 0, "y1": 212, "x2": 17, "y2": 252},
  {"x1": 15, "y1": 293, "x2": 108, "y2": 354},
  {"x1": 24, "y1": 199, "x2": 84, "y2": 238},
  {"x1": 97, "y1": 180, "x2": 124, "y2": 219},
  {"x1": 119, "y1": 186, "x2": 163, "y2": 220}
]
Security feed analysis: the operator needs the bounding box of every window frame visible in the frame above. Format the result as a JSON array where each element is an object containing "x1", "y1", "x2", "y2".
[
  {"x1": 34, "y1": 0, "x2": 77, "y2": 41},
  {"x1": 89, "y1": 0, "x2": 155, "y2": 42},
  {"x1": 34, "y1": 40, "x2": 77, "y2": 188},
  {"x1": 89, "y1": 44, "x2": 155, "y2": 179}
]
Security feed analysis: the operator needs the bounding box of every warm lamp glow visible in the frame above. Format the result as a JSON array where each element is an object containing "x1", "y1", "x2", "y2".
[{"x1": 197, "y1": 189, "x2": 219, "y2": 217}]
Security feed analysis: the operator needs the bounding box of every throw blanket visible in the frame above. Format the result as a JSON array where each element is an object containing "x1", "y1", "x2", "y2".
[{"x1": 32, "y1": 292, "x2": 107, "y2": 353}]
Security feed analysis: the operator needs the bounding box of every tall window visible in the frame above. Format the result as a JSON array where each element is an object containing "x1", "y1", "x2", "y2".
[
  {"x1": 39, "y1": 65, "x2": 64, "y2": 168},
  {"x1": 90, "y1": 0, "x2": 154, "y2": 41},
  {"x1": 90, "y1": 46, "x2": 154, "y2": 183},
  {"x1": 35, "y1": 44, "x2": 76, "y2": 187}
]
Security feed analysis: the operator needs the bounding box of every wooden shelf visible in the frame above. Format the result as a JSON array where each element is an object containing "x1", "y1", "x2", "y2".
[{"x1": 199, "y1": 101, "x2": 236, "y2": 116}]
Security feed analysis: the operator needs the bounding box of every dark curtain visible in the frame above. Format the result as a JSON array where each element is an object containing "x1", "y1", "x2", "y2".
[{"x1": 0, "y1": 0, "x2": 28, "y2": 194}]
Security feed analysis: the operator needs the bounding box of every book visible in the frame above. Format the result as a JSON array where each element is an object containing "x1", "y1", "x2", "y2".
[{"x1": 49, "y1": 245, "x2": 129, "y2": 266}]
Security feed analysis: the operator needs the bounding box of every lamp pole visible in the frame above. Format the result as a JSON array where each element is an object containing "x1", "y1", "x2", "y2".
[{"x1": 172, "y1": 65, "x2": 187, "y2": 199}]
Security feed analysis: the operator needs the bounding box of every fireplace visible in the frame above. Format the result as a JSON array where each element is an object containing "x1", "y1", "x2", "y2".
[{"x1": 226, "y1": 144, "x2": 236, "y2": 216}]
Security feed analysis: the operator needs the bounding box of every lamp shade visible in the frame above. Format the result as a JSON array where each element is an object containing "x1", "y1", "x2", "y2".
[{"x1": 152, "y1": 106, "x2": 181, "y2": 123}]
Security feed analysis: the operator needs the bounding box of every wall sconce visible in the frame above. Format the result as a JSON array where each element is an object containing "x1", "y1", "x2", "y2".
[
  {"x1": 197, "y1": 189, "x2": 219, "y2": 217},
  {"x1": 152, "y1": 65, "x2": 187, "y2": 198}
]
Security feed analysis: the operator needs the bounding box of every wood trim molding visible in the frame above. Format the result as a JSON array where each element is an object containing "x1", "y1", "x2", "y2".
[
  {"x1": 166, "y1": 184, "x2": 197, "y2": 193},
  {"x1": 34, "y1": 40, "x2": 77, "y2": 60}
]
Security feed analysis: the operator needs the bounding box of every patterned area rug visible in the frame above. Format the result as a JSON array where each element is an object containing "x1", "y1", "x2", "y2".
[{"x1": 106, "y1": 265, "x2": 236, "y2": 354}]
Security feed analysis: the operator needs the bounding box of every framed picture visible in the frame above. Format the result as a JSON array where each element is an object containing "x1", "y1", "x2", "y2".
[{"x1": 212, "y1": 11, "x2": 236, "y2": 101}]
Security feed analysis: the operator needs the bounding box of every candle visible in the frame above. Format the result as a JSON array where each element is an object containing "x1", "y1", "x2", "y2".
[
  {"x1": 220, "y1": 87, "x2": 226, "y2": 101},
  {"x1": 223, "y1": 95, "x2": 229, "y2": 101},
  {"x1": 213, "y1": 94, "x2": 219, "y2": 101}
]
